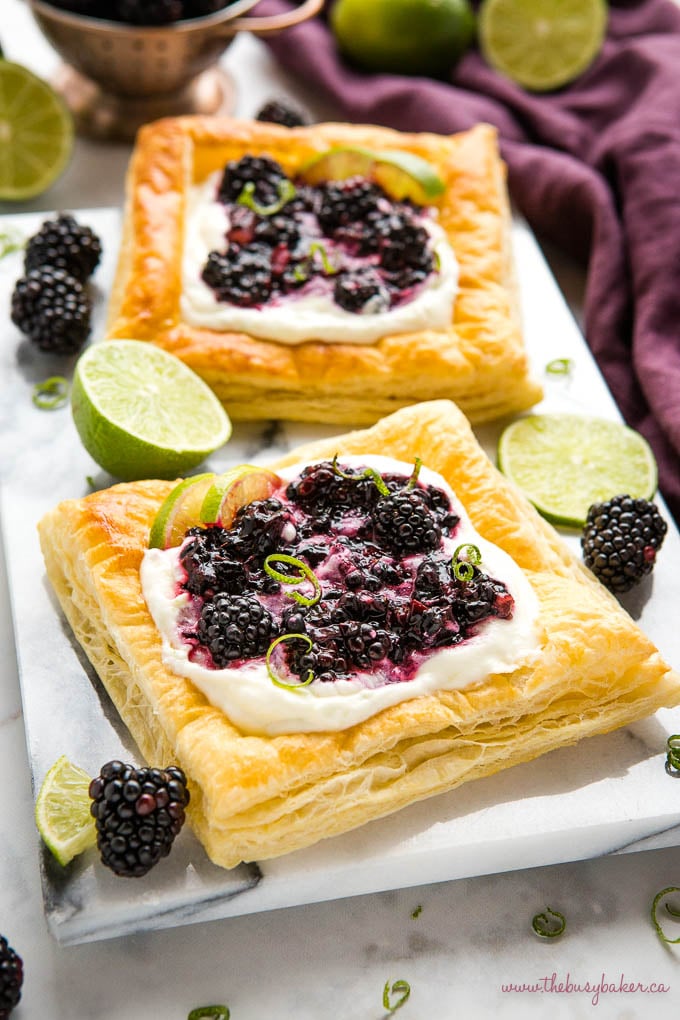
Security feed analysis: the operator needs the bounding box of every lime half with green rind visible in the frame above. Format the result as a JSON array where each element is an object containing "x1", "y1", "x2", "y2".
[
  {"x1": 299, "y1": 146, "x2": 445, "y2": 204},
  {"x1": 35, "y1": 755, "x2": 96, "y2": 867}
]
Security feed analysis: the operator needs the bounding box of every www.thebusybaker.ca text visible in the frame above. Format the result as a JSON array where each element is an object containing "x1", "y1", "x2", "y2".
[{"x1": 501, "y1": 972, "x2": 669, "y2": 1006}]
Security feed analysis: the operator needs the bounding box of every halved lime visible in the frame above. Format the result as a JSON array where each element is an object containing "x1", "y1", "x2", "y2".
[
  {"x1": 299, "y1": 146, "x2": 445, "y2": 204},
  {"x1": 200, "y1": 465, "x2": 283, "y2": 528},
  {"x1": 0, "y1": 60, "x2": 74, "y2": 200},
  {"x1": 479, "y1": 0, "x2": 607, "y2": 92},
  {"x1": 497, "y1": 414, "x2": 658, "y2": 527},
  {"x1": 148, "y1": 472, "x2": 215, "y2": 549},
  {"x1": 71, "y1": 340, "x2": 232, "y2": 481},
  {"x1": 35, "y1": 755, "x2": 96, "y2": 867}
]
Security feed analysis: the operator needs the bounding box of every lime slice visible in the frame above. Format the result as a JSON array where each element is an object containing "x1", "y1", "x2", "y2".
[
  {"x1": 200, "y1": 465, "x2": 283, "y2": 528},
  {"x1": 479, "y1": 0, "x2": 607, "y2": 92},
  {"x1": 148, "y1": 472, "x2": 215, "y2": 549},
  {"x1": 299, "y1": 147, "x2": 445, "y2": 204},
  {"x1": 0, "y1": 60, "x2": 74, "y2": 200},
  {"x1": 497, "y1": 414, "x2": 658, "y2": 527},
  {"x1": 71, "y1": 340, "x2": 232, "y2": 481},
  {"x1": 35, "y1": 755, "x2": 96, "y2": 867}
]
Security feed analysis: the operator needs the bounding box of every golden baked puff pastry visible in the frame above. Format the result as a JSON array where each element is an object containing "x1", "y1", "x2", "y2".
[
  {"x1": 107, "y1": 116, "x2": 543, "y2": 426},
  {"x1": 38, "y1": 400, "x2": 680, "y2": 869}
]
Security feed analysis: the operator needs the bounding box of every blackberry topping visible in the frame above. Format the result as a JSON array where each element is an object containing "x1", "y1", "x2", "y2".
[
  {"x1": 286, "y1": 460, "x2": 389, "y2": 516},
  {"x1": 333, "y1": 267, "x2": 390, "y2": 314},
  {"x1": 202, "y1": 245, "x2": 273, "y2": 307},
  {"x1": 252, "y1": 212, "x2": 301, "y2": 250},
  {"x1": 24, "y1": 213, "x2": 102, "y2": 282},
  {"x1": 11, "y1": 266, "x2": 91, "y2": 354},
  {"x1": 217, "y1": 155, "x2": 288, "y2": 207},
  {"x1": 180, "y1": 528, "x2": 248, "y2": 597},
  {"x1": 317, "y1": 178, "x2": 390, "y2": 234},
  {"x1": 581, "y1": 494, "x2": 668, "y2": 593},
  {"x1": 255, "y1": 99, "x2": 308, "y2": 128},
  {"x1": 378, "y1": 213, "x2": 432, "y2": 272},
  {"x1": 0, "y1": 936, "x2": 23, "y2": 1018},
  {"x1": 371, "y1": 491, "x2": 441, "y2": 553},
  {"x1": 230, "y1": 497, "x2": 297, "y2": 558},
  {"x1": 88, "y1": 761, "x2": 189, "y2": 878},
  {"x1": 197, "y1": 594, "x2": 277, "y2": 665},
  {"x1": 115, "y1": 0, "x2": 183, "y2": 22}
]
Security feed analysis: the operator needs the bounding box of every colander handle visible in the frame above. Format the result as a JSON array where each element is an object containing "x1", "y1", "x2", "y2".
[{"x1": 226, "y1": 0, "x2": 323, "y2": 36}]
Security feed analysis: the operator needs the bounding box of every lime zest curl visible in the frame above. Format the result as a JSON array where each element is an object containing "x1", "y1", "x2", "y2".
[
  {"x1": 451, "y1": 543, "x2": 482, "y2": 582},
  {"x1": 531, "y1": 907, "x2": 566, "y2": 939},
  {"x1": 236, "y1": 178, "x2": 296, "y2": 216},
  {"x1": 331, "y1": 453, "x2": 390, "y2": 496},
  {"x1": 32, "y1": 375, "x2": 69, "y2": 410},
  {"x1": 545, "y1": 357, "x2": 574, "y2": 376},
  {"x1": 383, "y1": 979, "x2": 411, "y2": 1013},
  {"x1": 266, "y1": 633, "x2": 315, "y2": 691},
  {"x1": 187, "y1": 1008, "x2": 230, "y2": 1020},
  {"x1": 0, "y1": 227, "x2": 24, "y2": 259},
  {"x1": 665, "y1": 735, "x2": 680, "y2": 777},
  {"x1": 652, "y1": 887, "x2": 680, "y2": 943},
  {"x1": 263, "y1": 554, "x2": 321, "y2": 607},
  {"x1": 405, "y1": 456, "x2": 423, "y2": 491}
]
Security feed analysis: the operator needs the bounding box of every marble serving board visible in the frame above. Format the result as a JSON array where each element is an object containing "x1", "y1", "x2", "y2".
[{"x1": 1, "y1": 209, "x2": 680, "y2": 947}]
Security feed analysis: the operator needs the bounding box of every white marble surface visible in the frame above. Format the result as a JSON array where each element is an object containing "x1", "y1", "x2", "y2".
[{"x1": 2, "y1": 2, "x2": 680, "y2": 1016}]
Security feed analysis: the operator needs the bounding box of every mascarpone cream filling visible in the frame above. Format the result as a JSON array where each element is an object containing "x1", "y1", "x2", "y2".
[
  {"x1": 141, "y1": 457, "x2": 542, "y2": 736},
  {"x1": 180, "y1": 173, "x2": 459, "y2": 344}
]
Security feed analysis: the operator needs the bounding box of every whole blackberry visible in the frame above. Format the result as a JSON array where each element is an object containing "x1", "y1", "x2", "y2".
[
  {"x1": 581, "y1": 494, "x2": 668, "y2": 593},
  {"x1": 202, "y1": 245, "x2": 273, "y2": 307},
  {"x1": 230, "y1": 497, "x2": 297, "y2": 558},
  {"x1": 252, "y1": 212, "x2": 300, "y2": 249},
  {"x1": 379, "y1": 214, "x2": 433, "y2": 275},
  {"x1": 0, "y1": 937, "x2": 23, "y2": 1018},
  {"x1": 184, "y1": 0, "x2": 227, "y2": 14},
  {"x1": 197, "y1": 594, "x2": 277, "y2": 665},
  {"x1": 333, "y1": 268, "x2": 390, "y2": 314},
  {"x1": 317, "y1": 178, "x2": 389, "y2": 234},
  {"x1": 255, "y1": 99, "x2": 308, "y2": 128},
  {"x1": 88, "y1": 761, "x2": 189, "y2": 878},
  {"x1": 11, "y1": 266, "x2": 91, "y2": 354},
  {"x1": 24, "y1": 213, "x2": 102, "y2": 282},
  {"x1": 115, "y1": 0, "x2": 184, "y2": 23},
  {"x1": 371, "y1": 491, "x2": 441, "y2": 553},
  {"x1": 217, "y1": 155, "x2": 289, "y2": 207}
]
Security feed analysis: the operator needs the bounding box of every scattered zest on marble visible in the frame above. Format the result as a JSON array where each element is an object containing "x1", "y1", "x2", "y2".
[
  {"x1": 187, "y1": 1007, "x2": 230, "y2": 1020},
  {"x1": 32, "y1": 376, "x2": 69, "y2": 411},
  {"x1": 531, "y1": 907, "x2": 567, "y2": 939},
  {"x1": 383, "y1": 979, "x2": 411, "y2": 1013},
  {"x1": 545, "y1": 356, "x2": 574, "y2": 376},
  {"x1": 651, "y1": 887, "x2": 680, "y2": 944},
  {"x1": 664, "y1": 735, "x2": 680, "y2": 777}
]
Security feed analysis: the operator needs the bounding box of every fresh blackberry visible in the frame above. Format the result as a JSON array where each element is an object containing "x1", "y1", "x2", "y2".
[
  {"x1": 581, "y1": 494, "x2": 668, "y2": 593},
  {"x1": 217, "y1": 155, "x2": 289, "y2": 207},
  {"x1": 88, "y1": 761, "x2": 189, "y2": 878},
  {"x1": 202, "y1": 245, "x2": 273, "y2": 307},
  {"x1": 24, "y1": 213, "x2": 102, "y2": 282},
  {"x1": 183, "y1": 0, "x2": 227, "y2": 15},
  {"x1": 0, "y1": 936, "x2": 23, "y2": 1018},
  {"x1": 371, "y1": 490, "x2": 441, "y2": 553},
  {"x1": 333, "y1": 268, "x2": 390, "y2": 314},
  {"x1": 252, "y1": 212, "x2": 301, "y2": 250},
  {"x1": 115, "y1": 0, "x2": 184, "y2": 23},
  {"x1": 378, "y1": 213, "x2": 432, "y2": 272},
  {"x1": 255, "y1": 99, "x2": 308, "y2": 128},
  {"x1": 11, "y1": 266, "x2": 91, "y2": 354},
  {"x1": 317, "y1": 178, "x2": 389, "y2": 234},
  {"x1": 197, "y1": 593, "x2": 277, "y2": 665}
]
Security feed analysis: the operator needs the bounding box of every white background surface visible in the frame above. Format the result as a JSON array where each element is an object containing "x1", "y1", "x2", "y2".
[{"x1": 2, "y1": 2, "x2": 680, "y2": 1016}]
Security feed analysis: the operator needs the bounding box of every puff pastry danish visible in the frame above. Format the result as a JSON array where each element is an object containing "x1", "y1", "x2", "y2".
[
  {"x1": 107, "y1": 116, "x2": 542, "y2": 425},
  {"x1": 37, "y1": 401, "x2": 680, "y2": 869}
]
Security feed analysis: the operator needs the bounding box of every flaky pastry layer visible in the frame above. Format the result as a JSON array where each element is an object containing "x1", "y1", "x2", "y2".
[
  {"x1": 38, "y1": 401, "x2": 680, "y2": 869},
  {"x1": 107, "y1": 116, "x2": 542, "y2": 425}
]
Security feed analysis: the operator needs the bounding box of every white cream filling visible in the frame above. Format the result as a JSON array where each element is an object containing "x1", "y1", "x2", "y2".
[
  {"x1": 141, "y1": 457, "x2": 542, "y2": 736},
  {"x1": 180, "y1": 172, "x2": 459, "y2": 344}
]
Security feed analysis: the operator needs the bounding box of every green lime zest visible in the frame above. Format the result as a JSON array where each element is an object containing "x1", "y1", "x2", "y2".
[
  {"x1": 545, "y1": 357, "x2": 574, "y2": 376},
  {"x1": 0, "y1": 227, "x2": 24, "y2": 259},
  {"x1": 237, "y1": 178, "x2": 296, "y2": 216},
  {"x1": 309, "y1": 241, "x2": 338, "y2": 275},
  {"x1": 32, "y1": 376, "x2": 69, "y2": 410},
  {"x1": 187, "y1": 1008, "x2": 230, "y2": 1020},
  {"x1": 383, "y1": 979, "x2": 411, "y2": 1013},
  {"x1": 531, "y1": 907, "x2": 566, "y2": 939},
  {"x1": 266, "y1": 634, "x2": 315, "y2": 691},
  {"x1": 651, "y1": 887, "x2": 680, "y2": 944},
  {"x1": 263, "y1": 554, "x2": 321, "y2": 607},
  {"x1": 411, "y1": 904, "x2": 422, "y2": 919},
  {"x1": 331, "y1": 453, "x2": 390, "y2": 496},
  {"x1": 665, "y1": 735, "x2": 680, "y2": 777},
  {"x1": 405, "y1": 456, "x2": 423, "y2": 491},
  {"x1": 451, "y1": 543, "x2": 482, "y2": 582}
]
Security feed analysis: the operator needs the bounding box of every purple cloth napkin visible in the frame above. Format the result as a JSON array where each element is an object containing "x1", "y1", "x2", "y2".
[{"x1": 255, "y1": 0, "x2": 680, "y2": 523}]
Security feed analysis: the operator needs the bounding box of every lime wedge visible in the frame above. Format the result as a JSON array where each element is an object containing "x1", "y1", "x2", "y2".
[
  {"x1": 35, "y1": 755, "x2": 96, "y2": 867},
  {"x1": 148, "y1": 472, "x2": 215, "y2": 549},
  {"x1": 200, "y1": 465, "x2": 283, "y2": 528},
  {"x1": 299, "y1": 146, "x2": 445, "y2": 204},
  {"x1": 71, "y1": 340, "x2": 232, "y2": 481},
  {"x1": 497, "y1": 414, "x2": 658, "y2": 527},
  {"x1": 0, "y1": 60, "x2": 74, "y2": 200},
  {"x1": 479, "y1": 0, "x2": 607, "y2": 92}
]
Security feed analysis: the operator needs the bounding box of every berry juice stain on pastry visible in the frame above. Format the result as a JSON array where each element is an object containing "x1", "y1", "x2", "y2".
[
  {"x1": 181, "y1": 153, "x2": 459, "y2": 343},
  {"x1": 141, "y1": 457, "x2": 541, "y2": 735}
]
